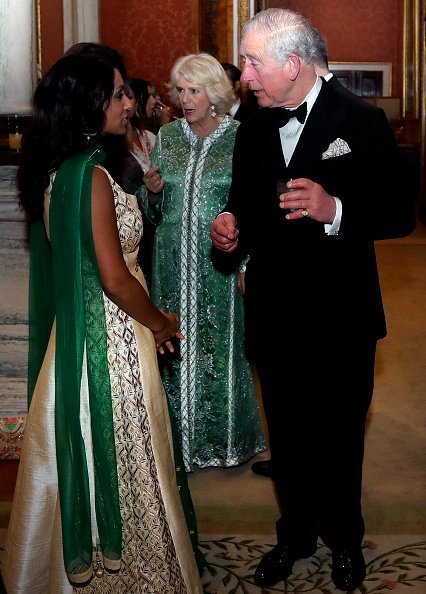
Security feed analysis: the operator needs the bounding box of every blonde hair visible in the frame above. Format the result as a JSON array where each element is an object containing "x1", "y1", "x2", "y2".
[{"x1": 169, "y1": 53, "x2": 235, "y2": 115}]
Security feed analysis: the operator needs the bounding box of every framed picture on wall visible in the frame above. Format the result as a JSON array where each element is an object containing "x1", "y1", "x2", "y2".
[{"x1": 329, "y1": 62, "x2": 392, "y2": 97}]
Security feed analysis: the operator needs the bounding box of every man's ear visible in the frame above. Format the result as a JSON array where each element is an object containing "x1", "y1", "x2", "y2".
[{"x1": 286, "y1": 54, "x2": 301, "y2": 81}]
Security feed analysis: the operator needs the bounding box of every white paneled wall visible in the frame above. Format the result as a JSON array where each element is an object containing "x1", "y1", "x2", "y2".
[
  {"x1": 0, "y1": 0, "x2": 36, "y2": 114},
  {"x1": 0, "y1": 166, "x2": 28, "y2": 416}
]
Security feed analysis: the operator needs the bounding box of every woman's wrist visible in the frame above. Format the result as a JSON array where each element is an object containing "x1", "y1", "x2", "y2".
[{"x1": 151, "y1": 312, "x2": 167, "y2": 334}]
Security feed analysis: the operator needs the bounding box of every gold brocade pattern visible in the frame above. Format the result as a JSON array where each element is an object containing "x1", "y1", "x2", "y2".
[
  {"x1": 76, "y1": 306, "x2": 186, "y2": 593},
  {"x1": 75, "y1": 170, "x2": 187, "y2": 593}
]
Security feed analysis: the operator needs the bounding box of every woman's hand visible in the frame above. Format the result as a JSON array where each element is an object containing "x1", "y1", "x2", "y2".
[
  {"x1": 153, "y1": 310, "x2": 184, "y2": 354},
  {"x1": 143, "y1": 166, "x2": 164, "y2": 194},
  {"x1": 158, "y1": 105, "x2": 173, "y2": 126}
]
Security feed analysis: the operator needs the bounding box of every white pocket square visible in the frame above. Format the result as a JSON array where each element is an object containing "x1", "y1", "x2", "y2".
[{"x1": 321, "y1": 138, "x2": 351, "y2": 160}]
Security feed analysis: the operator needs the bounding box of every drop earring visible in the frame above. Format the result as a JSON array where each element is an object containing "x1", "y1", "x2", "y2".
[
  {"x1": 81, "y1": 131, "x2": 98, "y2": 145},
  {"x1": 211, "y1": 105, "x2": 217, "y2": 118}
]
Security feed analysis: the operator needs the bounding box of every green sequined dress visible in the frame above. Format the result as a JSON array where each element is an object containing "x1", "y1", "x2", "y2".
[{"x1": 146, "y1": 117, "x2": 265, "y2": 472}]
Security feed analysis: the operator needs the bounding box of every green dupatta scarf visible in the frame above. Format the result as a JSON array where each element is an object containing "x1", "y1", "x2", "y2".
[{"x1": 28, "y1": 147, "x2": 121, "y2": 583}]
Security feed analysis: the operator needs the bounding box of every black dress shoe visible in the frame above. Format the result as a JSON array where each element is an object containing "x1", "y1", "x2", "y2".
[
  {"x1": 254, "y1": 543, "x2": 315, "y2": 587},
  {"x1": 331, "y1": 548, "x2": 366, "y2": 591},
  {"x1": 251, "y1": 459, "x2": 274, "y2": 478}
]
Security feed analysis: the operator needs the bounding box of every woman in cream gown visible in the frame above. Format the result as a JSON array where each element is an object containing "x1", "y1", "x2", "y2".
[{"x1": 3, "y1": 51, "x2": 203, "y2": 594}]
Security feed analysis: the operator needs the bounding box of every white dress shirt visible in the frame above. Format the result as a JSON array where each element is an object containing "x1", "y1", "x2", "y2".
[
  {"x1": 228, "y1": 100, "x2": 241, "y2": 118},
  {"x1": 279, "y1": 76, "x2": 341, "y2": 235}
]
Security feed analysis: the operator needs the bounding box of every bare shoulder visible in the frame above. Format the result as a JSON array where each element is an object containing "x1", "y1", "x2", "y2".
[
  {"x1": 92, "y1": 165, "x2": 112, "y2": 187},
  {"x1": 92, "y1": 166, "x2": 114, "y2": 204}
]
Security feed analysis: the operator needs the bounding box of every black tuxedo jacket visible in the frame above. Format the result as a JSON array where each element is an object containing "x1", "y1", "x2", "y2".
[
  {"x1": 226, "y1": 81, "x2": 415, "y2": 357},
  {"x1": 233, "y1": 101, "x2": 259, "y2": 122}
]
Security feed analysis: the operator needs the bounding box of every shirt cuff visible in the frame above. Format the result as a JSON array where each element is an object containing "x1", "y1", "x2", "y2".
[
  {"x1": 239, "y1": 255, "x2": 250, "y2": 273},
  {"x1": 324, "y1": 197, "x2": 342, "y2": 235}
]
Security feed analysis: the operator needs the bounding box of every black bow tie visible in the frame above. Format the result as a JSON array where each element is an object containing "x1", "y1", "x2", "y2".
[{"x1": 264, "y1": 102, "x2": 308, "y2": 127}]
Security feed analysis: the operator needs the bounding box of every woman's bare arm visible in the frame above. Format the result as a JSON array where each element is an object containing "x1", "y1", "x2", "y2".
[{"x1": 90, "y1": 167, "x2": 179, "y2": 347}]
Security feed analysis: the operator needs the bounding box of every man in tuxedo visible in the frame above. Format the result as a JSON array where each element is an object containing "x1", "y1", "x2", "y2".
[
  {"x1": 210, "y1": 8, "x2": 415, "y2": 592},
  {"x1": 250, "y1": 26, "x2": 359, "y2": 481},
  {"x1": 221, "y1": 62, "x2": 258, "y2": 121}
]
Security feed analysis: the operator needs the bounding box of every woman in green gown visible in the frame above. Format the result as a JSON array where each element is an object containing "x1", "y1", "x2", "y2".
[{"x1": 141, "y1": 54, "x2": 265, "y2": 472}]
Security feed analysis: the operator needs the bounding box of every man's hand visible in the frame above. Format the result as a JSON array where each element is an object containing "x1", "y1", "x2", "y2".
[
  {"x1": 210, "y1": 213, "x2": 239, "y2": 252},
  {"x1": 279, "y1": 178, "x2": 336, "y2": 223}
]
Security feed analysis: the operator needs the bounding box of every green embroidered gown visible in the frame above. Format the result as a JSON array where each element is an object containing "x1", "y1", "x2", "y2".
[{"x1": 146, "y1": 116, "x2": 265, "y2": 472}]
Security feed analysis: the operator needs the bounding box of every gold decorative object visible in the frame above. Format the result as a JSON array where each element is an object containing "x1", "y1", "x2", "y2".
[{"x1": 402, "y1": 0, "x2": 420, "y2": 119}]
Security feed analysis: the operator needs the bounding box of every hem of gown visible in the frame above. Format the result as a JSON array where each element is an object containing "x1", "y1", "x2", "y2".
[
  {"x1": 67, "y1": 565, "x2": 94, "y2": 585},
  {"x1": 187, "y1": 445, "x2": 266, "y2": 472},
  {"x1": 103, "y1": 556, "x2": 121, "y2": 572}
]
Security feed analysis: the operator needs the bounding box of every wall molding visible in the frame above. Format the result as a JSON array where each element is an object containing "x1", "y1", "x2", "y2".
[{"x1": 63, "y1": 0, "x2": 99, "y2": 53}]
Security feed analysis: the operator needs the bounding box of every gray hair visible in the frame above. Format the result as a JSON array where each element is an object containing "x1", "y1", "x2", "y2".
[
  {"x1": 242, "y1": 8, "x2": 320, "y2": 67},
  {"x1": 311, "y1": 26, "x2": 329, "y2": 69},
  {"x1": 169, "y1": 53, "x2": 235, "y2": 115}
]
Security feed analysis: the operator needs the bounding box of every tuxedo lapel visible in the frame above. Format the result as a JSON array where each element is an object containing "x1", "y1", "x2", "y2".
[
  {"x1": 287, "y1": 83, "x2": 346, "y2": 180},
  {"x1": 265, "y1": 119, "x2": 287, "y2": 179}
]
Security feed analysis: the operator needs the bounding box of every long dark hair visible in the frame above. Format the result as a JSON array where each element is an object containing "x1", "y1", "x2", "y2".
[{"x1": 18, "y1": 53, "x2": 116, "y2": 220}]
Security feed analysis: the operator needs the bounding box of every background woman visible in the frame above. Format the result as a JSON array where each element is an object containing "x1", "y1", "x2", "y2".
[
  {"x1": 124, "y1": 78, "x2": 157, "y2": 174},
  {"x1": 126, "y1": 77, "x2": 174, "y2": 135},
  {"x1": 3, "y1": 52, "x2": 202, "y2": 593},
  {"x1": 141, "y1": 53, "x2": 265, "y2": 472},
  {"x1": 123, "y1": 78, "x2": 158, "y2": 287}
]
